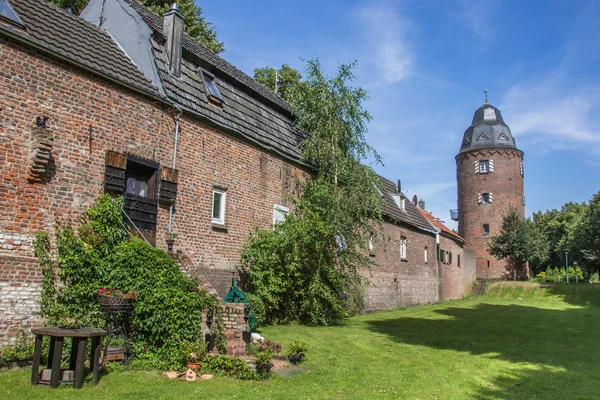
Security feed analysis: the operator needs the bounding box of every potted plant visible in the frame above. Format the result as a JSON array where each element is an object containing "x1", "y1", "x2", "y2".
[
  {"x1": 255, "y1": 349, "x2": 273, "y2": 374},
  {"x1": 97, "y1": 288, "x2": 136, "y2": 312},
  {"x1": 286, "y1": 340, "x2": 307, "y2": 365},
  {"x1": 181, "y1": 340, "x2": 206, "y2": 370},
  {"x1": 166, "y1": 232, "x2": 178, "y2": 253}
]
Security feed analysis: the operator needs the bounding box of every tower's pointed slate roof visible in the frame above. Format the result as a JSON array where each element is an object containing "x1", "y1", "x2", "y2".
[{"x1": 458, "y1": 103, "x2": 518, "y2": 154}]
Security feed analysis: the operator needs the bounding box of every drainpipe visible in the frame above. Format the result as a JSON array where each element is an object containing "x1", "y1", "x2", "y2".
[{"x1": 168, "y1": 107, "x2": 182, "y2": 234}]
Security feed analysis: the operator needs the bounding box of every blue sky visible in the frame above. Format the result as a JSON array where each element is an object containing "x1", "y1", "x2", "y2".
[{"x1": 203, "y1": 0, "x2": 600, "y2": 228}]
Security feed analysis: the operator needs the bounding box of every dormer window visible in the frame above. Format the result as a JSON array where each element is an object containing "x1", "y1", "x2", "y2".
[
  {"x1": 0, "y1": 0, "x2": 24, "y2": 27},
  {"x1": 392, "y1": 194, "x2": 405, "y2": 211},
  {"x1": 200, "y1": 69, "x2": 224, "y2": 104}
]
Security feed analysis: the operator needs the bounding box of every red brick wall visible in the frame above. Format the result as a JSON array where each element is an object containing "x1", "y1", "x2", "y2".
[
  {"x1": 363, "y1": 221, "x2": 439, "y2": 311},
  {"x1": 456, "y1": 148, "x2": 524, "y2": 279},
  {"x1": 438, "y1": 235, "x2": 476, "y2": 300},
  {"x1": 0, "y1": 37, "x2": 303, "y2": 341}
]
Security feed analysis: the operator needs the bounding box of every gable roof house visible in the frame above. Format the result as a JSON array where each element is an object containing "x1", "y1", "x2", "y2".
[{"x1": 0, "y1": 0, "x2": 475, "y2": 342}]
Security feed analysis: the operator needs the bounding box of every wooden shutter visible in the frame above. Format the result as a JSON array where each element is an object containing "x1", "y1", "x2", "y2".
[
  {"x1": 520, "y1": 162, "x2": 524, "y2": 176},
  {"x1": 489, "y1": 192, "x2": 493, "y2": 203},
  {"x1": 449, "y1": 252, "x2": 453, "y2": 264},
  {"x1": 104, "y1": 150, "x2": 127, "y2": 192},
  {"x1": 474, "y1": 160, "x2": 480, "y2": 174},
  {"x1": 440, "y1": 249, "x2": 445, "y2": 263},
  {"x1": 478, "y1": 193, "x2": 483, "y2": 204},
  {"x1": 489, "y1": 159, "x2": 494, "y2": 172},
  {"x1": 159, "y1": 166, "x2": 179, "y2": 205},
  {"x1": 458, "y1": 254, "x2": 461, "y2": 267}
]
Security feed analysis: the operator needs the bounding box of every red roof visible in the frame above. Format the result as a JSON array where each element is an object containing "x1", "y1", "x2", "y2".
[{"x1": 416, "y1": 206, "x2": 465, "y2": 243}]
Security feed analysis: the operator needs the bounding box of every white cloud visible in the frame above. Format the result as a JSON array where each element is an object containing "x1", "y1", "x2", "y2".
[
  {"x1": 355, "y1": 1, "x2": 412, "y2": 85},
  {"x1": 501, "y1": 69, "x2": 600, "y2": 154}
]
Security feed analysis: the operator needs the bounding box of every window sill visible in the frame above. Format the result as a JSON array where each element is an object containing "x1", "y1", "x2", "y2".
[{"x1": 211, "y1": 223, "x2": 228, "y2": 232}]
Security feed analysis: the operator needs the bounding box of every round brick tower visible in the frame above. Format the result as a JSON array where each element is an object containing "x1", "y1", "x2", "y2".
[{"x1": 456, "y1": 101, "x2": 524, "y2": 279}]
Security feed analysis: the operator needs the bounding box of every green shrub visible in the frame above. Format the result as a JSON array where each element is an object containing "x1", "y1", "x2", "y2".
[
  {"x1": 200, "y1": 355, "x2": 264, "y2": 380},
  {"x1": 286, "y1": 340, "x2": 308, "y2": 358},
  {"x1": 0, "y1": 331, "x2": 35, "y2": 368},
  {"x1": 255, "y1": 349, "x2": 273, "y2": 366},
  {"x1": 100, "y1": 238, "x2": 207, "y2": 359},
  {"x1": 246, "y1": 293, "x2": 266, "y2": 328}
]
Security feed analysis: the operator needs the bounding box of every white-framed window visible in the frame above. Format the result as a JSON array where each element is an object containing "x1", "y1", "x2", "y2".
[
  {"x1": 400, "y1": 198, "x2": 406, "y2": 211},
  {"x1": 400, "y1": 236, "x2": 407, "y2": 260},
  {"x1": 424, "y1": 247, "x2": 428, "y2": 263},
  {"x1": 480, "y1": 160, "x2": 489, "y2": 173},
  {"x1": 479, "y1": 192, "x2": 492, "y2": 204},
  {"x1": 211, "y1": 188, "x2": 226, "y2": 224},
  {"x1": 520, "y1": 162, "x2": 524, "y2": 177},
  {"x1": 273, "y1": 204, "x2": 289, "y2": 227}
]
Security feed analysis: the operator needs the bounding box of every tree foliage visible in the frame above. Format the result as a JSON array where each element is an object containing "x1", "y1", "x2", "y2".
[
  {"x1": 253, "y1": 64, "x2": 304, "y2": 102},
  {"x1": 488, "y1": 208, "x2": 549, "y2": 280},
  {"x1": 50, "y1": 0, "x2": 224, "y2": 54},
  {"x1": 242, "y1": 58, "x2": 382, "y2": 325},
  {"x1": 573, "y1": 191, "x2": 600, "y2": 272},
  {"x1": 532, "y1": 201, "x2": 588, "y2": 271},
  {"x1": 141, "y1": 0, "x2": 224, "y2": 54}
]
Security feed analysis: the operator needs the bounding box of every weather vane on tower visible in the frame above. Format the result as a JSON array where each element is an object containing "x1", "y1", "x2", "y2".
[{"x1": 483, "y1": 89, "x2": 489, "y2": 104}]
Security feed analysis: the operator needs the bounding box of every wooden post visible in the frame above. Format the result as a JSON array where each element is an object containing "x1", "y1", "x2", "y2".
[
  {"x1": 69, "y1": 337, "x2": 80, "y2": 371},
  {"x1": 31, "y1": 334, "x2": 43, "y2": 385},
  {"x1": 50, "y1": 336, "x2": 64, "y2": 388},
  {"x1": 73, "y1": 338, "x2": 88, "y2": 389},
  {"x1": 91, "y1": 336, "x2": 101, "y2": 385},
  {"x1": 47, "y1": 336, "x2": 56, "y2": 369}
]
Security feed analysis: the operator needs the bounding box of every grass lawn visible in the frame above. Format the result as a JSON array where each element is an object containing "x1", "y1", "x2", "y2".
[{"x1": 1, "y1": 282, "x2": 599, "y2": 399}]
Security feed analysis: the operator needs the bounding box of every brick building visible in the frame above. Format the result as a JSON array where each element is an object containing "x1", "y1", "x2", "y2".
[
  {"x1": 455, "y1": 100, "x2": 525, "y2": 279},
  {"x1": 0, "y1": 0, "x2": 475, "y2": 342}
]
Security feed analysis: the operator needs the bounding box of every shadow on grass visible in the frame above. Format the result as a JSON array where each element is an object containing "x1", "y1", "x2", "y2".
[{"x1": 366, "y1": 302, "x2": 599, "y2": 399}]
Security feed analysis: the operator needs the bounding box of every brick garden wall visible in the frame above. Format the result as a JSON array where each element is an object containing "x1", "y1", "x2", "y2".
[
  {"x1": 438, "y1": 235, "x2": 476, "y2": 301},
  {"x1": 456, "y1": 148, "x2": 524, "y2": 279},
  {"x1": 363, "y1": 221, "x2": 439, "y2": 311}
]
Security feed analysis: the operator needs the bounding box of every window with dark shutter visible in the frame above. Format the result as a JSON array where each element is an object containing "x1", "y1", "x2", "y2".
[
  {"x1": 159, "y1": 167, "x2": 179, "y2": 205},
  {"x1": 104, "y1": 150, "x2": 127, "y2": 192},
  {"x1": 104, "y1": 151, "x2": 159, "y2": 245}
]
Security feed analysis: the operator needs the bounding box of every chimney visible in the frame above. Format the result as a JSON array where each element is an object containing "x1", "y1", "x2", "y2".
[
  {"x1": 412, "y1": 195, "x2": 418, "y2": 205},
  {"x1": 397, "y1": 179, "x2": 401, "y2": 193},
  {"x1": 163, "y1": 3, "x2": 184, "y2": 77},
  {"x1": 418, "y1": 199, "x2": 425, "y2": 210}
]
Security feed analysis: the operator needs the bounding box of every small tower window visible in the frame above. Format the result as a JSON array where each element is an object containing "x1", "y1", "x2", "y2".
[
  {"x1": 483, "y1": 224, "x2": 490, "y2": 235},
  {"x1": 479, "y1": 193, "x2": 492, "y2": 204},
  {"x1": 480, "y1": 160, "x2": 489, "y2": 173},
  {"x1": 477, "y1": 133, "x2": 489, "y2": 141},
  {"x1": 498, "y1": 133, "x2": 509, "y2": 141}
]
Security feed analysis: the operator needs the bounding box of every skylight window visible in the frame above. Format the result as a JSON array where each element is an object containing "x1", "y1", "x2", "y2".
[
  {"x1": 200, "y1": 69, "x2": 223, "y2": 104},
  {"x1": 0, "y1": 0, "x2": 24, "y2": 27}
]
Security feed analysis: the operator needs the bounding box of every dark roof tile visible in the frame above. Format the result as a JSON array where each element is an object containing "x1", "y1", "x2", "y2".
[{"x1": 3, "y1": 0, "x2": 162, "y2": 98}]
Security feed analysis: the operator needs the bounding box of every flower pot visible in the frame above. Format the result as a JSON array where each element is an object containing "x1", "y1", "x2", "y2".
[
  {"x1": 289, "y1": 353, "x2": 304, "y2": 365},
  {"x1": 166, "y1": 239, "x2": 175, "y2": 253},
  {"x1": 99, "y1": 295, "x2": 133, "y2": 312},
  {"x1": 186, "y1": 362, "x2": 201, "y2": 370}
]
